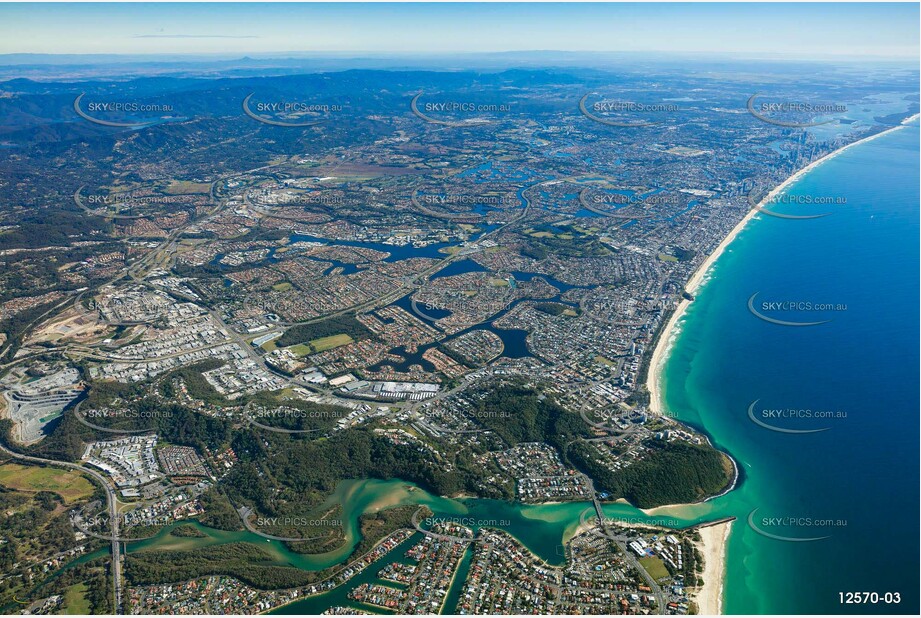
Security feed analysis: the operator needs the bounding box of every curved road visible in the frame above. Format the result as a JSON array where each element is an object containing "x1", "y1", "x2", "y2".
[{"x1": 0, "y1": 442, "x2": 122, "y2": 613}]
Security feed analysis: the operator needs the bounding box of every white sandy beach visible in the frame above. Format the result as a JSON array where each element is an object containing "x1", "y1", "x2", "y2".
[
  {"x1": 696, "y1": 520, "x2": 733, "y2": 615},
  {"x1": 646, "y1": 114, "x2": 919, "y2": 417},
  {"x1": 643, "y1": 115, "x2": 919, "y2": 614}
]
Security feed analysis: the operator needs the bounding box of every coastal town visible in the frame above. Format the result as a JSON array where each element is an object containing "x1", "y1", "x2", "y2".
[
  {"x1": 0, "y1": 26, "x2": 916, "y2": 617},
  {"x1": 123, "y1": 515, "x2": 721, "y2": 616}
]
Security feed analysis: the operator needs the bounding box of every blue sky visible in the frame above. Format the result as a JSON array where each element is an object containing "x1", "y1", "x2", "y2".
[{"x1": 0, "y1": 3, "x2": 918, "y2": 58}]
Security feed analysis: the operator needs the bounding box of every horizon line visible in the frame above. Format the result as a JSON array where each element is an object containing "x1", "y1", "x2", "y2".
[{"x1": 2, "y1": 49, "x2": 918, "y2": 62}]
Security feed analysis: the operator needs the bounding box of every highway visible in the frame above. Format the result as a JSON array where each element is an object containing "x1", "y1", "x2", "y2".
[
  {"x1": 0, "y1": 442, "x2": 123, "y2": 614},
  {"x1": 0, "y1": 168, "x2": 562, "y2": 614}
]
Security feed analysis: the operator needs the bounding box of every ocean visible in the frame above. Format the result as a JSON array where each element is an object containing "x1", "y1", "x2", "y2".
[
  {"x1": 114, "y1": 124, "x2": 919, "y2": 617},
  {"x1": 656, "y1": 123, "x2": 920, "y2": 614}
]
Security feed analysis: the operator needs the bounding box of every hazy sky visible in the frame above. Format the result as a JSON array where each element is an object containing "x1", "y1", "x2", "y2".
[{"x1": 1, "y1": 2, "x2": 918, "y2": 59}]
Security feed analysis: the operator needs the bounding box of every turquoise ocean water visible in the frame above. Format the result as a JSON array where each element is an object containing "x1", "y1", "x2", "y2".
[
  {"x1": 656, "y1": 123, "x2": 920, "y2": 614},
  {"x1": 107, "y1": 124, "x2": 919, "y2": 616}
]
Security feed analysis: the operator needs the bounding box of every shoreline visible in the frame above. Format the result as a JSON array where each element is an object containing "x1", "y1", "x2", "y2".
[
  {"x1": 639, "y1": 435, "x2": 740, "y2": 519},
  {"x1": 695, "y1": 520, "x2": 732, "y2": 615},
  {"x1": 639, "y1": 456, "x2": 740, "y2": 519},
  {"x1": 643, "y1": 116, "x2": 918, "y2": 614},
  {"x1": 648, "y1": 116, "x2": 918, "y2": 417},
  {"x1": 568, "y1": 514, "x2": 734, "y2": 616}
]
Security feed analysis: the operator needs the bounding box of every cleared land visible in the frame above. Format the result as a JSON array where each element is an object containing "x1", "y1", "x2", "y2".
[
  {"x1": 639, "y1": 556, "x2": 670, "y2": 581},
  {"x1": 286, "y1": 343, "x2": 313, "y2": 357},
  {"x1": 309, "y1": 333, "x2": 353, "y2": 352},
  {"x1": 0, "y1": 463, "x2": 95, "y2": 503},
  {"x1": 164, "y1": 180, "x2": 210, "y2": 194},
  {"x1": 62, "y1": 583, "x2": 91, "y2": 614},
  {"x1": 283, "y1": 334, "x2": 352, "y2": 357}
]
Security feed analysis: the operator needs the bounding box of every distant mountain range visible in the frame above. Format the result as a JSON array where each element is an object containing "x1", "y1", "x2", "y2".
[{"x1": 2, "y1": 50, "x2": 916, "y2": 82}]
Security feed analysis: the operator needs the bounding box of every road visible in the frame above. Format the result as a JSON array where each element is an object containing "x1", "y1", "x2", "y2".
[
  {"x1": 0, "y1": 442, "x2": 123, "y2": 614},
  {"x1": 608, "y1": 531, "x2": 667, "y2": 613},
  {"x1": 567, "y1": 437, "x2": 667, "y2": 614},
  {"x1": 0, "y1": 168, "x2": 562, "y2": 611}
]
